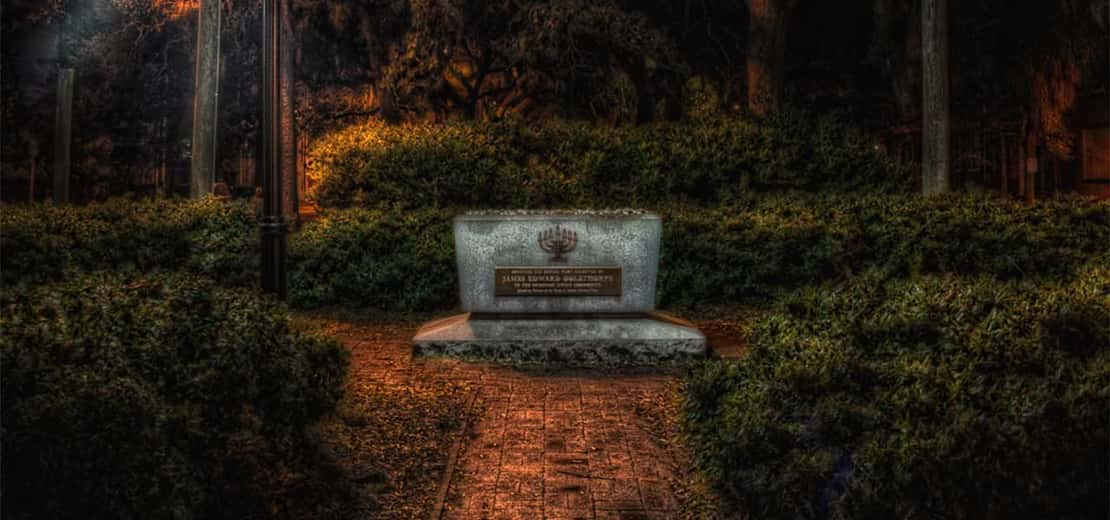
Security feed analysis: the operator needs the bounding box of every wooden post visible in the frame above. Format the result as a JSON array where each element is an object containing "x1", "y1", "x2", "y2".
[
  {"x1": 53, "y1": 68, "x2": 74, "y2": 203},
  {"x1": 921, "y1": 0, "x2": 950, "y2": 195},
  {"x1": 190, "y1": 0, "x2": 221, "y2": 198}
]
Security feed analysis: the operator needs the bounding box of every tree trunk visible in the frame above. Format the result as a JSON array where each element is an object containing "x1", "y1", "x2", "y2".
[
  {"x1": 29, "y1": 150, "x2": 37, "y2": 202},
  {"x1": 158, "y1": 116, "x2": 168, "y2": 198},
  {"x1": 1052, "y1": 156, "x2": 1060, "y2": 195},
  {"x1": 630, "y1": 61, "x2": 655, "y2": 124},
  {"x1": 873, "y1": 0, "x2": 922, "y2": 123},
  {"x1": 53, "y1": 68, "x2": 74, "y2": 203},
  {"x1": 999, "y1": 136, "x2": 1008, "y2": 198},
  {"x1": 190, "y1": 0, "x2": 221, "y2": 198},
  {"x1": 921, "y1": 0, "x2": 949, "y2": 195},
  {"x1": 1024, "y1": 128, "x2": 1037, "y2": 205},
  {"x1": 279, "y1": 0, "x2": 298, "y2": 226},
  {"x1": 746, "y1": 0, "x2": 792, "y2": 116},
  {"x1": 893, "y1": 16, "x2": 922, "y2": 122}
]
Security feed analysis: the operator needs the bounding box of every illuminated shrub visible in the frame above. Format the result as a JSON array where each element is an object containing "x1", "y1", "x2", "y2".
[
  {"x1": 683, "y1": 268, "x2": 1110, "y2": 519},
  {"x1": 0, "y1": 272, "x2": 349, "y2": 519},
  {"x1": 307, "y1": 113, "x2": 910, "y2": 210}
]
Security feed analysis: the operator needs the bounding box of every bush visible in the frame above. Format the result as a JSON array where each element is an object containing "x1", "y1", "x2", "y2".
[
  {"x1": 659, "y1": 192, "x2": 1109, "y2": 307},
  {"x1": 288, "y1": 207, "x2": 455, "y2": 311},
  {"x1": 0, "y1": 272, "x2": 349, "y2": 519},
  {"x1": 5, "y1": 194, "x2": 1104, "y2": 312},
  {"x1": 285, "y1": 193, "x2": 1106, "y2": 311},
  {"x1": 683, "y1": 267, "x2": 1110, "y2": 519},
  {"x1": 307, "y1": 113, "x2": 910, "y2": 210},
  {"x1": 1, "y1": 197, "x2": 258, "y2": 289}
]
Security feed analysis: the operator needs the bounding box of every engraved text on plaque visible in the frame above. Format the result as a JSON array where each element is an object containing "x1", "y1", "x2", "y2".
[{"x1": 495, "y1": 267, "x2": 622, "y2": 297}]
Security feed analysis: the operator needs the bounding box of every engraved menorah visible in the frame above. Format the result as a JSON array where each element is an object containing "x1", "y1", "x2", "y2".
[{"x1": 538, "y1": 225, "x2": 578, "y2": 262}]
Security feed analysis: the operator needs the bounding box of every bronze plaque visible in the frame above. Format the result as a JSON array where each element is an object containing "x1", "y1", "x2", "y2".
[{"x1": 495, "y1": 266, "x2": 622, "y2": 297}]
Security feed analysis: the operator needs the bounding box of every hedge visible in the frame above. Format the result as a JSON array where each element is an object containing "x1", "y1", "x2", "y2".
[
  {"x1": 683, "y1": 267, "x2": 1110, "y2": 519},
  {"x1": 307, "y1": 112, "x2": 911, "y2": 210},
  {"x1": 658, "y1": 193, "x2": 1110, "y2": 305},
  {"x1": 3, "y1": 194, "x2": 1107, "y2": 311},
  {"x1": 0, "y1": 272, "x2": 350, "y2": 519},
  {"x1": 292, "y1": 193, "x2": 1107, "y2": 310},
  {"x1": 1, "y1": 197, "x2": 257, "y2": 289},
  {"x1": 288, "y1": 206, "x2": 455, "y2": 311}
]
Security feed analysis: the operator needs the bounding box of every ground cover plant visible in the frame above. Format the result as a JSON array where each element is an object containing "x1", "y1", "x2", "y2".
[
  {"x1": 683, "y1": 266, "x2": 1110, "y2": 519},
  {"x1": 0, "y1": 272, "x2": 350, "y2": 519}
]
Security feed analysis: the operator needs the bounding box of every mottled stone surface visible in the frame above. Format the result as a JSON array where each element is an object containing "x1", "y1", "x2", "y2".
[
  {"x1": 413, "y1": 313, "x2": 707, "y2": 364},
  {"x1": 455, "y1": 212, "x2": 661, "y2": 313}
]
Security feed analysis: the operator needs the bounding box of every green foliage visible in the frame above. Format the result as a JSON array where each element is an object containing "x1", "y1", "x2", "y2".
[
  {"x1": 1, "y1": 197, "x2": 258, "y2": 289},
  {"x1": 4, "y1": 194, "x2": 1105, "y2": 312},
  {"x1": 288, "y1": 207, "x2": 456, "y2": 311},
  {"x1": 286, "y1": 193, "x2": 1106, "y2": 311},
  {"x1": 683, "y1": 267, "x2": 1110, "y2": 519},
  {"x1": 308, "y1": 115, "x2": 910, "y2": 210},
  {"x1": 1, "y1": 166, "x2": 1107, "y2": 520},
  {"x1": 0, "y1": 272, "x2": 349, "y2": 520},
  {"x1": 659, "y1": 193, "x2": 1109, "y2": 306}
]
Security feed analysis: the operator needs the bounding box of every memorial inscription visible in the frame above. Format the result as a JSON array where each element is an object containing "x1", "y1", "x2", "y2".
[
  {"x1": 495, "y1": 266, "x2": 622, "y2": 296},
  {"x1": 413, "y1": 209, "x2": 706, "y2": 363}
]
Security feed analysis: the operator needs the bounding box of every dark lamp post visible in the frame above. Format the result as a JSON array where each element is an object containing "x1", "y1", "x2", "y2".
[{"x1": 260, "y1": 0, "x2": 287, "y2": 298}]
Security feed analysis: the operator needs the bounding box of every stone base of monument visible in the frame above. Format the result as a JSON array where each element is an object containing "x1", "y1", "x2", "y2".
[
  {"x1": 412, "y1": 312, "x2": 706, "y2": 364},
  {"x1": 414, "y1": 209, "x2": 708, "y2": 364}
]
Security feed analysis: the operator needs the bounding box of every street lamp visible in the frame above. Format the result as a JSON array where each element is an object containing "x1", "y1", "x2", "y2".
[{"x1": 260, "y1": 0, "x2": 287, "y2": 298}]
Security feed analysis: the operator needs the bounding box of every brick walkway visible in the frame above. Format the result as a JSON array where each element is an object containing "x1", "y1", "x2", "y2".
[
  {"x1": 443, "y1": 370, "x2": 682, "y2": 519},
  {"x1": 329, "y1": 320, "x2": 698, "y2": 520}
]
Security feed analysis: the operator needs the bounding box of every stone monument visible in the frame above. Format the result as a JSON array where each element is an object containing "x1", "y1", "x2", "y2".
[{"x1": 412, "y1": 210, "x2": 706, "y2": 363}]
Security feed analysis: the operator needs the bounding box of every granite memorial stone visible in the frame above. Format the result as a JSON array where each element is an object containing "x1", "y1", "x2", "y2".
[{"x1": 412, "y1": 210, "x2": 706, "y2": 363}]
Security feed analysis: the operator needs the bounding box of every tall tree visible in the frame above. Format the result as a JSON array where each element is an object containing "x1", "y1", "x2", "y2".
[
  {"x1": 872, "y1": 0, "x2": 921, "y2": 123},
  {"x1": 191, "y1": 0, "x2": 221, "y2": 198},
  {"x1": 53, "y1": 68, "x2": 73, "y2": 203},
  {"x1": 745, "y1": 0, "x2": 795, "y2": 115},
  {"x1": 921, "y1": 0, "x2": 949, "y2": 195}
]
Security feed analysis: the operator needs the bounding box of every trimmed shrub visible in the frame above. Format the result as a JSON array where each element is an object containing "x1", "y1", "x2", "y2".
[
  {"x1": 683, "y1": 267, "x2": 1110, "y2": 519},
  {"x1": 4, "y1": 194, "x2": 1105, "y2": 311},
  {"x1": 288, "y1": 207, "x2": 455, "y2": 311},
  {"x1": 285, "y1": 193, "x2": 1106, "y2": 311},
  {"x1": 1, "y1": 197, "x2": 258, "y2": 289},
  {"x1": 831, "y1": 192, "x2": 1110, "y2": 280},
  {"x1": 307, "y1": 113, "x2": 910, "y2": 210},
  {"x1": 0, "y1": 272, "x2": 349, "y2": 519},
  {"x1": 659, "y1": 193, "x2": 1109, "y2": 306}
]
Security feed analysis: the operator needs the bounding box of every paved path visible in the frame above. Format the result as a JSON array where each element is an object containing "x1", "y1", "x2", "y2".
[{"x1": 328, "y1": 320, "x2": 697, "y2": 520}]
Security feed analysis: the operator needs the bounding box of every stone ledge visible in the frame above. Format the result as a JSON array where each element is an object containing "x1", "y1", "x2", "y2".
[{"x1": 412, "y1": 312, "x2": 707, "y2": 365}]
